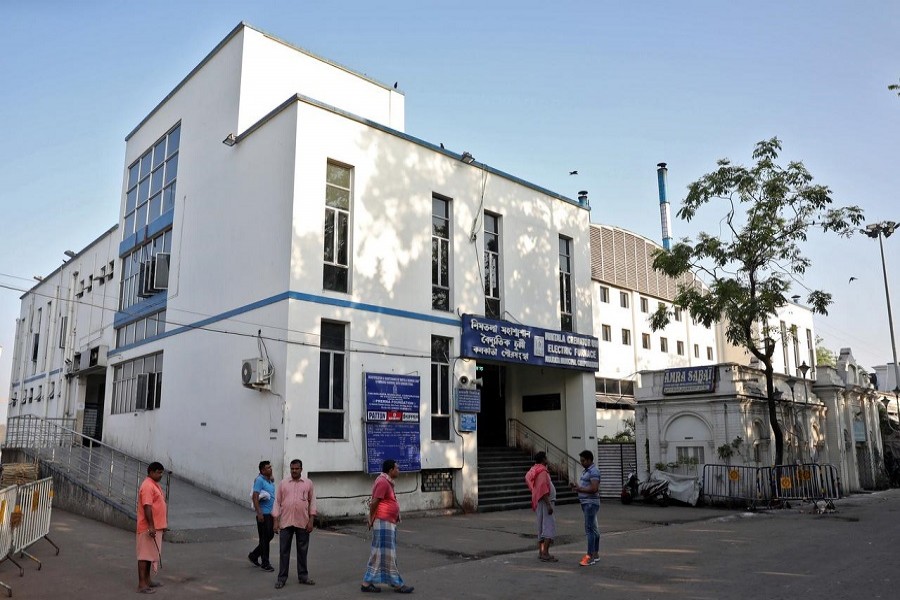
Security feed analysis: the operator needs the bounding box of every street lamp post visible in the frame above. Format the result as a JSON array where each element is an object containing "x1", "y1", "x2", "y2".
[
  {"x1": 798, "y1": 362, "x2": 811, "y2": 462},
  {"x1": 864, "y1": 221, "x2": 900, "y2": 391}
]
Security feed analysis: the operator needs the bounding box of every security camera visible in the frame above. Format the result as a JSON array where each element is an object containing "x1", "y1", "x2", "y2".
[
  {"x1": 473, "y1": 378, "x2": 484, "y2": 388},
  {"x1": 459, "y1": 375, "x2": 470, "y2": 385}
]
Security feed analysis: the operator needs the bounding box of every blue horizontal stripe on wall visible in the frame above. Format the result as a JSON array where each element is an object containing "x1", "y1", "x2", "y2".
[{"x1": 109, "y1": 291, "x2": 461, "y2": 356}]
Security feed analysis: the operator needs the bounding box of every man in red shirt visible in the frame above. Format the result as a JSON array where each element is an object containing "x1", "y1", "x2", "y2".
[
  {"x1": 360, "y1": 459, "x2": 413, "y2": 594},
  {"x1": 136, "y1": 461, "x2": 167, "y2": 594},
  {"x1": 273, "y1": 459, "x2": 317, "y2": 589}
]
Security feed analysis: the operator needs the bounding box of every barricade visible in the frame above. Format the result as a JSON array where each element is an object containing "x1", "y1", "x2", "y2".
[
  {"x1": 11, "y1": 478, "x2": 59, "y2": 570},
  {"x1": 0, "y1": 485, "x2": 23, "y2": 597},
  {"x1": 701, "y1": 464, "x2": 763, "y2": 509},
  {"x1": 702, "y1": 463, "x2": 841, "y2": 509},
  {"x1": 762, "y1": 463, "x2": 840, "y2": 507}
]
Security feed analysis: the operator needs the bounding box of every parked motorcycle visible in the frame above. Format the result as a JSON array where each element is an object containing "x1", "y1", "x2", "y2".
[{"x1": 620, "y1": 471, "x2": 670, "y2": 506}]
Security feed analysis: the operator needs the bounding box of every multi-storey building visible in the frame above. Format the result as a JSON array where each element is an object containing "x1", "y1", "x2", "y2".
[{"x1": 6, "y1": 23, "x2": 597, "y2": 514}]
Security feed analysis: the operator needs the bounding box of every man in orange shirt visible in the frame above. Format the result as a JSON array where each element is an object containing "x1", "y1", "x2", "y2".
[
  {"x1": 136, "y1": 461, "x2": 167, "y2": 594},
  {"x1": 273, "y1": 459, "x2": 317, "y2": 589}
]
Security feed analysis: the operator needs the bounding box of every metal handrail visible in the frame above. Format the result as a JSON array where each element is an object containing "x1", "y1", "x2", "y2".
[
  {"x1": 507, "y1": 418, "x2": 580, "y2": 484},
  {"x1": 2, "y1": 415, "x2": 169, "y2": 510}
]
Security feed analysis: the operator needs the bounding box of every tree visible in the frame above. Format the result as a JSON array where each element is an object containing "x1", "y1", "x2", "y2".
[
  {"x1": 890, "y1": 79, "x2": 900, "y2": 97},
  {"x1": 815, "y1": 337, "x2": 837, "y2": 368},
  {"x1": 649, "y1": 138, "x2": 864, "y2": 465}
]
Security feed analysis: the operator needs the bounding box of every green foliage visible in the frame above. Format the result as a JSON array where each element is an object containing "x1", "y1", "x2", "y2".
[
  {"x1": 815, "y1": 337, "x2": 837, "y2": 367},
  {"x1": 654, "y1": 462, "x2": 668, "y2": 472},
  {"x1": 891, "y1": 80, "x2": 900, "y2": 97},
  {"x1": 599, "y1": 418, "x2": 636, "y2": 443},
  {"x1": 649, "y1": 138, "x2": 864, "y2": 466}
]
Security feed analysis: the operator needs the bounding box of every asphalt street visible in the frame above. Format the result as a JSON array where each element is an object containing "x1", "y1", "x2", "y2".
[{"x1": 4, "y1": 490, "x2": 898, "y2": 599}]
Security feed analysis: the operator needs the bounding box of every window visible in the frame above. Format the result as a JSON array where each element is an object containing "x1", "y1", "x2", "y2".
[
  {"x1": 558, "y1": 236, "x2": 573, "y2": 331},
  {"x1": 693, "y1": 344, "x2": 699, "y2": 358},
  {"x1": 677, "y1": 341, "x2": 685, "y2": 356},
  {"x1": 431, "y1": 336, "x2": 451, "y2": 441},
  {"x1": 48, "y1": 381, "x2": 55, "y2": 399},
  {"x1": 660, "y1": 337, "x2": 669, "y2": 352},
  {"x1": 431, "y1": 195, "x2": 451, "y2": 310},
  {"x1": 806, "y1": 329, "x2": 815, "y2": 378},
  {"x1": 324, "y1": 162, "x2": 352, "y2": 293},
  {"x1": 620, "y1": 292, "x2": 629, "y2": 308},
  {"x1": 116, "y1": 310, "x2": 166, "y2": 348},
  {"x1": 601, "y1": 324, "x2": 611, "y2": 342},
  {"x1": 111, "y1": 352, "x2": 164, "y2": 413},
  {"x1": 599, "y1": 286, "x2": 609, "y2": 303},
  {"x1": 123, "y1": 124, "x2": 179, "y2": 239},
  {"x1": 780, "y1": 320, "x2": 789, "y2": 374},
  {"x1": 641, "y1": 333, "x2": 651, "y2": 349},
  {"x1": 640, "y1": 297, "x2": 649, "y2": 313},
  {"x1": 58, "y1": 316, "x2": 67, "y2": 348},
  {"x1": 31, "y1": 333, "x2": 39, "y2": 362},
  {"x1": 791, "y1": 325, "x2": 801, "y2": 375},
  {"x1": 318, "y1": 322, "x2": 346, "y2": 440},
  {"x1": 707, "y1": 346, "x2": 713, "y2": 360},
  {"x1": 674, "y1": 307, "x2": 682, "y2": 322},
  {"x1": 484, "y1": 213, "x2": 501, "y2": 318},
  {"x1": 621, "y1": 329, "x2": 631, "y2": 345},
  {"x1": 676, "y1": 446, "x2": 705, "y2": 465},
  {"x1": 119, "y1": 230, "x2": 172, "y2": 310}
]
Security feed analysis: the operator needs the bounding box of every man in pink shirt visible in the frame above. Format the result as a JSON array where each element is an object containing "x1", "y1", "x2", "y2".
[
  {"x1": 273, "y1": 459, "x2": 317, "y2": 589},
  {"x1": 136, "y1": 461, "x2": 167, "y2": 594}
]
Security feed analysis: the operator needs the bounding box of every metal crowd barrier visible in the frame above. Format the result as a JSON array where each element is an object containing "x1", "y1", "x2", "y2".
[
  {"x1": 701, "y1": 464, "x2": 763, "y2": 509},
  {"x1": 702, "y1": 463, "x2": 841, "y2": 509},
  {"x1": 0, "y1": 485, "x2": 23, "y2": 597},
  {"x1": 11, "y1": 477, "x2": 59, "y2": 570},
  {"x1": 761, "y1": 464, "x2": 841, "y2": 507}
]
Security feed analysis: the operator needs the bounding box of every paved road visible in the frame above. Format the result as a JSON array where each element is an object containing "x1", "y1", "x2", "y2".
[{"x1": 4, "y1": 490, "x2": 898, "y2": 599}]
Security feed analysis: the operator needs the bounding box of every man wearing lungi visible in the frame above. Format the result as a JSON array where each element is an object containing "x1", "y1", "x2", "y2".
[
  {"x1": 360, "y1": 459, "x2": 414, "y2": 594},
  {"x1": 136, "y1": 461, "x2": 167, "y2": 594},
  {"x1": 525, "y1": 451, "x2": 558, "y2": 562}
]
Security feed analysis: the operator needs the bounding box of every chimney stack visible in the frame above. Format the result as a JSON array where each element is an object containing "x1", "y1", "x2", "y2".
[{"x1": 657, "y1": 163, "x2": 672, "y2": 250}]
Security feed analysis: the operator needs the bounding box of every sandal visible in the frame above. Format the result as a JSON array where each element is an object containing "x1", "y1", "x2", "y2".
[
  {"x1": 137, "y1": 589, "x2": 156, "y2": 595},
  {"x1": 393, "y1": 585, "x2": 414, "y2": 593},
  {"x1": 539, "y1": 555, "x2": 559, "y2": 562},
  {"x1": 361, "y1": 583, "x2": 382, "y2": 593}
]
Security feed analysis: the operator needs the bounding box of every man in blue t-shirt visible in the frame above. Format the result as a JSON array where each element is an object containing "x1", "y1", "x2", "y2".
[
  {"x1": 249, "y1": 460, "x2": 276, "y2": 571},
  {"x1": 570, "y1": 450, "x2": 601, "y2": 566}
]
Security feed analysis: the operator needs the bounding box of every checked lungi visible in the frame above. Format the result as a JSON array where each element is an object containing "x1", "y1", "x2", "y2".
[{"x1": 363, "y1": 519, "x2": 404, "y2": 587}]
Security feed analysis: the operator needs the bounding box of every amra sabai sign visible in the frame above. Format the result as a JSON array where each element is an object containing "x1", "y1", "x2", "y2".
[{"x1": 662, "y1": 365, "x2": 717, "y2": 395}]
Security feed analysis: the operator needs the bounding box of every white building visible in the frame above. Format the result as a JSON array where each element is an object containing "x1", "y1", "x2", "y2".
[
  {"x1": 589, "y1": 224, "x2": 719, "y2": 439},
  {"x1": 8, "y1": 227, "x2": 119, "y2": 436},
  {"x1": 7, "y1": 23, "x2": 597, "y2": 516}
]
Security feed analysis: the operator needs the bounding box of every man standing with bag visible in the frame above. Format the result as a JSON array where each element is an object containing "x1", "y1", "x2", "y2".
[
  {"x1": 136, "y1": 461, "x2": 167, "y2": 594},
  {"x1": 249, "y1": 460, "x2": 275, "y2": 571},
  {"x1": 273, "y1": 459, "x2": 317, "y2": 589}
]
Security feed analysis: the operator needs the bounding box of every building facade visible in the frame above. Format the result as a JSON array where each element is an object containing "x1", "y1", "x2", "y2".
[{"x1": 7, "y1": 23, "x2": 597, "y2": 515}]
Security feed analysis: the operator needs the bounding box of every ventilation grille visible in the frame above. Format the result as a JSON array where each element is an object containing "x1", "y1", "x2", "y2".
[{"x1": 590, "y1": 224, "x2": 701, "y2": 301}]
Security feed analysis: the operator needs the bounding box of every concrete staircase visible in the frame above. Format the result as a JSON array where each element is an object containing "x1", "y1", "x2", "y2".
[{"x1": 477, "y1": 446, "x2": 579, "y2": 512}]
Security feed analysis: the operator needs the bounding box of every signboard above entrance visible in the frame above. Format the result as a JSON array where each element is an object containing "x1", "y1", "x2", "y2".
[
  {"x1": 662, "y1": 366, "x2": 717, "y2": 395},
  {"x1": 460, "y1": 315, "x2": 599, "y2": 372}
]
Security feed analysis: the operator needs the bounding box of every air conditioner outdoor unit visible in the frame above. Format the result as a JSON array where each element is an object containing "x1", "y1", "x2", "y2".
[{"x1": 241, "y1": 358, "x2": 271, "y2": 388}]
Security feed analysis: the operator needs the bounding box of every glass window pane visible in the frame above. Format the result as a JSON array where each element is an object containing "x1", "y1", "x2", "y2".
[
  {"x1": 333, "y1": 354, "x2": 344, "y2": 409},
  {"x1": 150, "y1": 166, "x2": 164, "y2": 195},
  {"x1": 326, "y1": 163, "x2": 350, "y2": 188},
  {"x1": 153, "y1": 140, "x2": 166, "y2": 169},
  {"x1": 323, "y1": 210, "x2": 335, "y2": 261},
  {"x1": 123, "y1": 213, "x2": 136, "y2": 237},
  {"x1": 337, "y1": 212, "x2": 349, "y2": 264},
  {"x1": 134, "y1": 319, "x2": 146, "y2": 342},
  {"x1": 162, "y1": 184, "x2": 176, "y2": 213},
  {"x1": 128, "y1": 163, "x2": 140, "y2": 189},
  {"x1": 138, "y1": 177, "x2": 150, "y2": 205},
  {"x1": 140, "y1": 152, "x2": 152, "y2": 179},
  {"x1": 167, "y1": 126, "x2": 180, "y2": 156},
  {"x1": 321, "y1": 323, "x2": 345, "y2": 350},
  {"x1": 318, "y1": 353, "x2": 331, "y2": 408},
  {"x1": 325, "y1": 186, "x2": 349, "y2": 209},
  {"x1": 148, "y1": 193, "x2": 162, "y2": 223},
  {"x1": 164, "y1": 154, "x2": 178, "y2": 185},
  {"x1": 125, "y1": 187, "x2": 137, "y2": 215},
  {"x1": 136, "y1": 203, "x2": 148, "y2": 230}
]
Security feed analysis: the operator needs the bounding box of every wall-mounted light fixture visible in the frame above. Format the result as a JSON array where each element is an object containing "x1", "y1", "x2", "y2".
[
  {"x1": 64, "y1": 250, "x2": 77, "y2": 259},
  {"x1": 460, "y1": 151, "x2": 475, "y2": 164},
  {"x1": 222, "y1": 133, "x2": 237, "y2": 147}
]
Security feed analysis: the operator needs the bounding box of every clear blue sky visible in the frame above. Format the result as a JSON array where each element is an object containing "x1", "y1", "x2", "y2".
[{"x1": 2, "y1": 1, "x2": 899, "y2": 415}]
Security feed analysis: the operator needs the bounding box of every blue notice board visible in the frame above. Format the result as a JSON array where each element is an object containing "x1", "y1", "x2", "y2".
[
  {"x1": 459, "y1": 413, "x2": 477, "y2": 432},
  {"x1": 456, "y1": 388, "x2": 481, "y2": 413},
  {"x1": 364, "y1": 373, "x2": 421, "y2": 474}
]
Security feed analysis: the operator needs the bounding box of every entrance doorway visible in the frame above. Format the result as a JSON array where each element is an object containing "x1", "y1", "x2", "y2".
[
  {"x1": 83, "y1": 374, "x2": 105, "y2": 442},
  {"x1": 476, "y1": 363, "x2": 506, "y2": 447}
]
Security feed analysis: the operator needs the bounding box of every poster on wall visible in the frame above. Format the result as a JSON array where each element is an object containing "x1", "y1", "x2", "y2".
[{"x1": 363, "y1": 373, "x2": 421, "y2": 474}]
